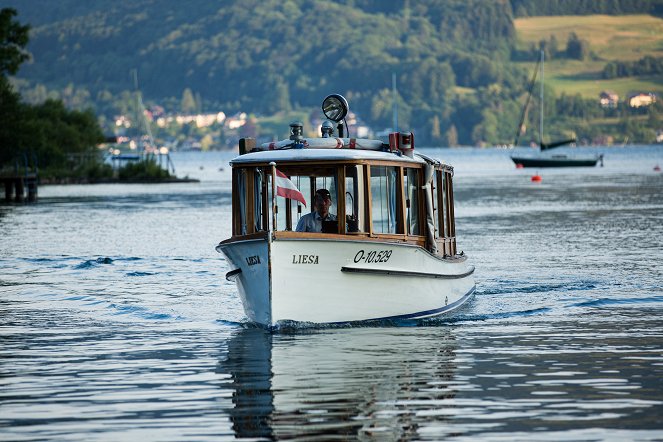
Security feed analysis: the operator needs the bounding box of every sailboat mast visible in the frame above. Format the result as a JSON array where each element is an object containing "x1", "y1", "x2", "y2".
[
  {"x1": 392, "y1": 73, "x2": 398, "y2": 132},
  {"x1": 132, "y1": 69, "x2": 156, "y2": 153},
  {"x1": 539, "y1": 50, "x2": 544, "y2": 148}
]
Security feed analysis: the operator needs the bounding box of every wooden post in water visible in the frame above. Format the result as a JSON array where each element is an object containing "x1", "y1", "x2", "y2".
[
  {"x1": 14, "y1": 178, "x2": 25, "y2": 203},
  {"x1": 26, "y1": 176, "x2": 38, "y2": 202},
  {"x1": 1, "y1": 176, "x2": 38, "y2": 203},
  {"x1": 4, "y1": 179, "x2": 13, "y2": 202}
]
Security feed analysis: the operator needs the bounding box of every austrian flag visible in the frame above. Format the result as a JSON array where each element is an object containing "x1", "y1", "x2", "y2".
[{"x1": 275, "y1": 169, "x2": 307, "y2": 207}]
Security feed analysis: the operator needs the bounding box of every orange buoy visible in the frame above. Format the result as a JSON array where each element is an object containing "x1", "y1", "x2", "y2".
[
  {"x1": 655, "y1": 164, "x2": 661, "y2": 172},
  {"x1": 531, "y1": 174, "x2": 542, "y2": 182}
]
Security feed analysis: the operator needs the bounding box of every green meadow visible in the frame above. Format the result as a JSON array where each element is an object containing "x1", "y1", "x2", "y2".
[{"x1": 514, "y1": 14, "x2": 663, "y2": 98}]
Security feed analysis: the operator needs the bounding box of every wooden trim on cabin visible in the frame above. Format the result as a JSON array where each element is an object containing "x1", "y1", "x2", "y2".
[
  {"x1": 436, "y1": 171, "x2": 444, "y2": 239},
  {"x1": 365, "y1": 165, "x2": 373, "y2": 235},
  {"x1": 285, "y1": 175, "x2": 293, "y2": 231},
  {"x1": 370, "y1": 233, "x2": 426, "y2": 247},
  {"x1": 273, "y1": 230, "x2": 425, "y2": 246},
  {"x1": 261, "y1": 175, "x2": 268, "y2": 232},
  {"x1": 337, "y1": 166, "x2": 346, "y2": 234},
  {"x1": 237, "y1": 159, "x2": 426, "y2": 170},
  {"x1": 232, "y1": 169, "x2": 238, "y2": 236},
  {"x1": 397, "y1": 166, "x2": 406, "y2": 235},
  {"x1": 435, "y1": 237, "x2": 457, "y2": 256},
  {"x1": 417, "y1": 168, "x2": 425, "y2": 236}
]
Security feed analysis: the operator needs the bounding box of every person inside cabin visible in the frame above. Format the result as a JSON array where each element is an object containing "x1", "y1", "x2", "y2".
[{"x1": 295, "y1": 188, "x2": 337, "y2": 232}]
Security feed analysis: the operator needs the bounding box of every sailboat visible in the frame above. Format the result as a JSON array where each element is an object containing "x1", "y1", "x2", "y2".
[
  {"x1": 510, "y1": 51, "x2": 603, "y2": 168},
  {"x1": 110, "y1": 69, "x2": 177, "y2": 175}
]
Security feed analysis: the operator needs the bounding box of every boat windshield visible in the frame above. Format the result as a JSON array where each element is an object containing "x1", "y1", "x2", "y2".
[
  {"x1": 370, "y1": 166, "x2": 399, "y2": 234},
  {"x1": 270, "y1": 169, "x2": 338, "y2": 232},
  {"x1": 230, "y1": 161, "x2": 457, "y2": 255}
]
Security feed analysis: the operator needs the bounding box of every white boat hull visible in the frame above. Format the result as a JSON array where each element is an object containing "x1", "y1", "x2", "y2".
[{"x1": 218, "y1": 237, "x2": 475, "y2": 327}]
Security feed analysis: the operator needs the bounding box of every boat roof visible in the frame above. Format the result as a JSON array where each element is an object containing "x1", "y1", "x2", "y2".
[{"x1": 230, "y1": 147, "x2": 428, "y2": 166}]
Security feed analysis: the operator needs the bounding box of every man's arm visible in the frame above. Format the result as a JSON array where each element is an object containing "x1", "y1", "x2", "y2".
[{"x1": 295, "y1": 214, "x2": 307, "y2": 232}]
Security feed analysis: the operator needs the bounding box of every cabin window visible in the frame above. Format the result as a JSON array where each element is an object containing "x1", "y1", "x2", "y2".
[
  {"x1": 370, "y1": 165, "x2": 399, "y2": 234},
  {"x1": 264, "y1": 168, "x2": 338, "y2": 232},
  {"x1": 445, "y1": 171, "x2": 456, "y2": 245},
  {"x1": 307, "y1": 175, "x2": 338, "y2": 232},
  {"x1": 288, "y1": 175, "x2": 312, "y2": 229},
  {"x1": 434, "y1": 168, "x2": 457, "y2": 256},
  {"x1": 404, "y1": 168, "x2": 421, "y2": 235},
  {"x1": 432, "y1": 170, "x2": 440, "y2": 239},
  {"x1": 437, "y1": 170, "x2": 447, "y2": 238},
  {"x1": 265, "y1": 174, "x2": 288, "y2": 232},
  {"x1": 235, "y1": 169, "x2": 248, "y2": 235},
  {"x1": 254, "y1": 168, "x2": 264, "y2": 232},
  {"x1": 345, "y1": 165, "x2": 367, "y2": 233}
]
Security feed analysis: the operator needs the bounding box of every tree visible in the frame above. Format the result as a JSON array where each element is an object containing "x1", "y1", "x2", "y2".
[
  {"x1": 430, "y1": 115, "x2": 441, "y2": 142},
  {"x1": 445, "y1": 124, "x2": 458, "y2": 147},
  {"x1": 181, "y1": 88, "x2": 197, "y2": 113},
  {"x1": 566, "y1": 32, "x2": 589, "y2": 60},
  {"x1": 0, "y1": 9, "x2": 104, "y2": 172},
  {"x1": 0, "y1": 8, "x2": 30, "y2": 166},
  {"x1": 0, "y1": 8, "x2": 30, "y2": 76}
]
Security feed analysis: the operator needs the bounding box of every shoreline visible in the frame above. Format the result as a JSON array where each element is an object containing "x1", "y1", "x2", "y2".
[{"x1": 38, "y1": 177, "x2": 201, "y2": 185}]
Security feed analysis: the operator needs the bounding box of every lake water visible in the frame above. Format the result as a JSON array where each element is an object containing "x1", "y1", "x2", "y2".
[{"x1": 1, "y1": 146, "x2": 662, "y2": 441}]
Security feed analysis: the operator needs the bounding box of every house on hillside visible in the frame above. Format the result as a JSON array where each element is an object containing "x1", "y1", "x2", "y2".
[
  {"x1": 599, "y1": 91, "x2": 619, "y2": 108},
  {"x1": 628, "y1": 92, "x2": 657, "y2": 108}
]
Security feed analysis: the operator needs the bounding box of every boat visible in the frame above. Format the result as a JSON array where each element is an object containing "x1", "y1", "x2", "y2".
[
  {"x1": 215, "y1": 94, "x2": 475, "y2": 328},
  {"x1": 510, "y1": 51, "x2": 603, "y2": 168}
]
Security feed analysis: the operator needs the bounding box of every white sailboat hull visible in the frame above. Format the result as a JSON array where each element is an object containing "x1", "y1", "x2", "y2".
[{"x1": 218, "y1": 237, "x2": 475, "y2": 327}]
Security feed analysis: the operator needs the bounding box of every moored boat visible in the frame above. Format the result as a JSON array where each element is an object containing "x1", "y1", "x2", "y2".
[
  {"x1": 216, "y1": 94, "x2": 475, "y2": 328},
  {"x1": 510, "y1": 50, "x2": 602, "y2": 168},
  {"x1": 511, "y1": 151, "x2": 604, "y2": 168}
]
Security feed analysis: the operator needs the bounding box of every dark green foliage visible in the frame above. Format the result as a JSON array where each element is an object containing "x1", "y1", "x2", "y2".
[
  {"x1": 6, "y1": 1, "x2": 515, "y2": 131},
  {"x1": 118, "y1": 157, "x2": 172, "y2": 181},
  {"x1": 511, "y1": 0, "x2": 663, "y2": 17},
  {"x1": 0, "y1": 8, "x2": 30, "y2": 75},
  {"x1": 0, "y1": 8, "x2": 106, "y2": 174},
  {"x1": 565, "y1": 33, "x2": 590, "y2": 60},
  {"x1": 602, "y1": 56, "x2": 663, "y2": 79},
  {"x1": 2, "y1": 99, "x2": 105, "y2": 171},
  {"x1": 0, "y1": 76, "x2": 22, "y2": 166}
]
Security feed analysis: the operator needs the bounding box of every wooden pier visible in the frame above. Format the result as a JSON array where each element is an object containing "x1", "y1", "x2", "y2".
[{"x1": 1, "y1": 174, "x2": 38, "y2": 203}]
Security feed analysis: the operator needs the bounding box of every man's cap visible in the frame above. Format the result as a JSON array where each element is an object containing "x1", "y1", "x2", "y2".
[{"x1": 315, "y1": 188, "x2": 331, "y2": 199}]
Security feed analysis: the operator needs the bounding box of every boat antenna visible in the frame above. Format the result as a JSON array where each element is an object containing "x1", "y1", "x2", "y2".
[
  {"x1": 539, "y1": 49, "x2": 544, "y2": 150},
  {"x1": 513, "y1": 55, "x2": 540, "y2": 147},
  {"x1": 392, "y1": 73, "x2": 398, "y2": 132}
]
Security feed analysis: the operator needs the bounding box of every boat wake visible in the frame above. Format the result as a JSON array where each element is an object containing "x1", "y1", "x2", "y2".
[
  {"x1": 481, "y1": 280, "x2": 598, "y2": 295},
  {"x1": 74, "y1": 256, "x2": 115, "y2": 268},
  {"x1": 570, "y1": 296, "x2": 663, "y2": 308}
]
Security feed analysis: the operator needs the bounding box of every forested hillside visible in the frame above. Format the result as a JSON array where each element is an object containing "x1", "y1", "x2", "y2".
[{"x1": 5, "y1": 0, "x2": 663, "y2": 146}]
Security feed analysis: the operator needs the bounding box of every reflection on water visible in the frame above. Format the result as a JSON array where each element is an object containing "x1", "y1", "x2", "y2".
[
  {"x1": 0, "y1": 146, "x2": 662, "y2": 440},
  {"x1": 218, "y1": 321, "x2": 663, "y2": 441},
  {"x1": 219, "y1": 328, "x2": 458, "y2": 440}
]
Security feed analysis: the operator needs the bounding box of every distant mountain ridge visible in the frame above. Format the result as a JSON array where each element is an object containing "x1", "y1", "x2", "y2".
[
  {"x1": 7, "y1": 1, "x2": 515, "y2": 113},
  {"x1": 5, "y1": 0, "x2": 662, "y2": 145}
]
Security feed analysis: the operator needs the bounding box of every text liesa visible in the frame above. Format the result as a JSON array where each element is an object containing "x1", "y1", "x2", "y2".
[{"x1": 292, "y1": 255, "x2": 319, "y2": 264}]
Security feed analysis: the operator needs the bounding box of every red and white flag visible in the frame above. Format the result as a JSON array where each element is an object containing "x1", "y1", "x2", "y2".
[{"x1": 275, "y1": 169, "x2": 307, "y2": 206}]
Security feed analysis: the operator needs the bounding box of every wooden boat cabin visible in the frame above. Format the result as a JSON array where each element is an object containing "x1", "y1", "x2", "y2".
[{"x1": 229, "y1": 138, "x2": 459, "y2": 259}]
